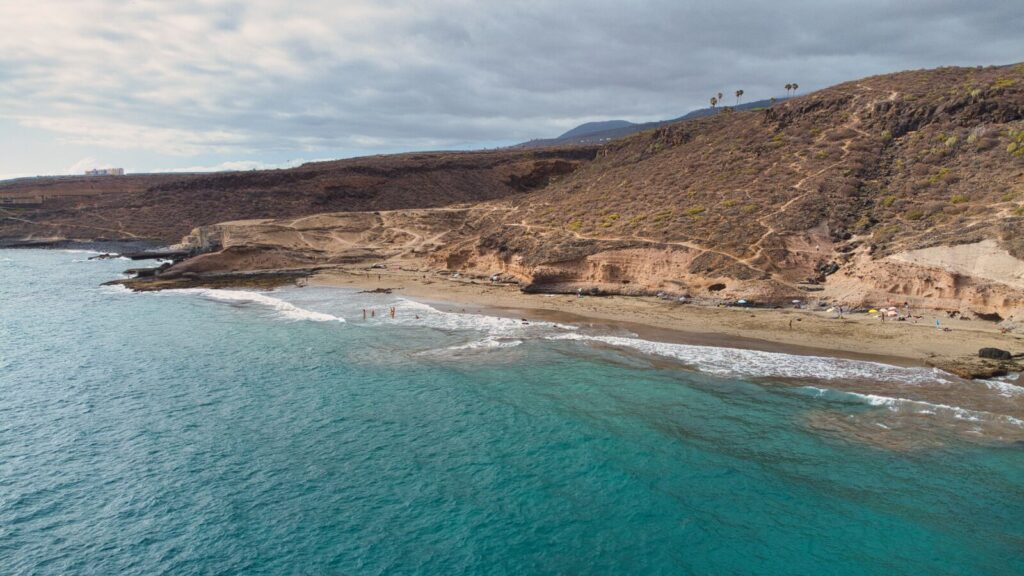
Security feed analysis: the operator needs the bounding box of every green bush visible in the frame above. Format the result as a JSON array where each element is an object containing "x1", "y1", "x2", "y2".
[
  {"x1": 880, "y1": 195, "x2": 897, "y2": 207},
  {"x1": 950, "y1": 194, "x2": 969, "y2": 204},
  {"x1": 685, "y1": 206, "x2": 706, "y2": 216},
  {"x1": 905, "y1": 210, "x2": 925, "y2": 221}
]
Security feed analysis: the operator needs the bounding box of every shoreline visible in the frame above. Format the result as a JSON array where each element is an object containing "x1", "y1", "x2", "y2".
[{"x1": 311, "y1": 267, "x2": 1024, "y2": 379}]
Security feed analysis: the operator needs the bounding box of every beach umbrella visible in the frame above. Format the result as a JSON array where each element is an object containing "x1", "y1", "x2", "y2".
[
  {"x1": 868, "y1": 309, "x2": 878, "y2": 314},
  {"x1": 737, "y1": 299, "x2": 748, "y2": 305}
]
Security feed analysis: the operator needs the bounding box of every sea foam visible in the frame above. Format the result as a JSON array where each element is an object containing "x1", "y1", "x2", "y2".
[
  {"x1": 546, "y1": 332, "x2": 950, "y2": 385},
  {"x1": 172, "y1": 289, "x2": 346, "y2": 322},
  {"x1": 800, "y1": 386, "x2": 1024, "y2": 428}
]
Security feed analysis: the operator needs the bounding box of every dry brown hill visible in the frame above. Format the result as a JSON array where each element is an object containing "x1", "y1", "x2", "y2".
[
  {"x1": 435, "y1": 64, "x2": 1023, "y2": 316},
  {"x1": 162, "y1": 64, "x2": 1024, "y2": 320},
  {"x1": 7, "y1": 64, "x2": 1023, "y2": 320},
  {"x1": 0, "y1": 148, "x2": 596, "y2": 243}
]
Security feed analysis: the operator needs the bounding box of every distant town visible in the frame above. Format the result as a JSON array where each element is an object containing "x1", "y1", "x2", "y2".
[{"x1": 85, "y1": 168, "x2": 124, "y2": 176}]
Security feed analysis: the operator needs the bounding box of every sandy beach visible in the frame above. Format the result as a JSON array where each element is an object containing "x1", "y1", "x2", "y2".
[{"x1": 313, "y1": 267, "x2": 1024, "y2": 375}]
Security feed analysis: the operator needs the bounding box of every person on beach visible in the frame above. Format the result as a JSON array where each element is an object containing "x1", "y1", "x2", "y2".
[
  {"x1": 935, "y1": 318, "x2": 941, "y2": 330},
  {"x1": 371, "y1": 310, "x2": 375, "y2": 318},
  {"x1": 362, "y1": 309, "x2": 366, "y2": 320}
]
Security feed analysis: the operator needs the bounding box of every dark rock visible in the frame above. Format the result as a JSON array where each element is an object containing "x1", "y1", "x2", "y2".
[{"x1": 979, "y1": 347, "x2": 1012, "y2": 360}]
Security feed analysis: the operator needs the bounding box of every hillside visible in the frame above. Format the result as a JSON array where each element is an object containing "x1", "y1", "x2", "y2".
[
  {"x1": 160, "y1": 64, "x2": 1024, "y2": 321},
  {"x1": 0, "y1": 147, "x2": 597, "y2": 243}
]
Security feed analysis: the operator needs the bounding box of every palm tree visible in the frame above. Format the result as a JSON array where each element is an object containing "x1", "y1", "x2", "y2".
[
  {"x1": 710, "y1": 96, "x2": 718, "y2": 109},
  {"x1": 735, "y1": 89, "x2": 744, "y2": 105},
  {"x1": 785, "y1": 83, "x2": 792, "y2": 96},
  {"x1": 717, "y1": 92, "x2": 723, "y2": 105},
  {"x1": 791, "y1": 83, "x2": 799, "y2": 95}
]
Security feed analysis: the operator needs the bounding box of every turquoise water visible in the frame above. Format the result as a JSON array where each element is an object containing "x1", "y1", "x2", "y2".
[{"x1": 1, "y1": 249, "x2": 1022, "y2": 575}]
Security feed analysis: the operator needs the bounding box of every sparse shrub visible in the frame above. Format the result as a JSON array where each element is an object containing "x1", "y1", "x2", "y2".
[
  {"x1": 1002, "y1": 191, "x2": 1018, "y2": 202},
  {"x1": 905, "y1": 209, "x2": 925, "y2": 221},
  {"x1": 880, "y1": 195, "x2": 897, "y2": 207},
  {"x1": 873, "y1": 224, "x2": 900, "y2": 243},
  {"x1": 944, "y1": 136, "x2": 958, "y2": 147},
  {"x1": 950, "y1": 194, "x2": 969, "y2": 204},
  {"x1": 1015, "y1": 205, "x2": 1024, "y2": 216},
  {"x1": 933, "y1": 167, "x2": 953, "y2": 183},
  {"x1": 568, "y1": 220, "x2": 582, "y2": 232},
  {"x1": 880, "y1": 130, "x2": 892, "y2": 141},
  {"x1": 721, "y1": 199, "x2": 738, "y2": 208},
  {"x1": 1008, "y1": 129, "x2": 1024, "y2": 157},
  {"x1": 993, "y1": 78, "x2": 1018, "y2": 89},
  {"x1": 685, "y1": 206, "x2": 706, "y2": 216},
  {"x1": 601, "y1": 213, "x2": 621, "y2": 227}
]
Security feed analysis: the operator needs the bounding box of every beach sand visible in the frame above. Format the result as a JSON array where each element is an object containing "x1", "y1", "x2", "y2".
[{"x1": 312, "y1": 267, "x2": 1024, "y2": 373}]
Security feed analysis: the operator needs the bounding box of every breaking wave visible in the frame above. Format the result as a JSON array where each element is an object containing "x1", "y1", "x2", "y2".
[
  {"x1": 546, "y1": 332, "x2": 949, "y2": 384},
  {"x1": 447, "y1": 337, "x2": 524, "y2": 351},
  {"x1": 171, "y1": 289, "x2": 346, "y2": 322},
  {"x1": 799, "y1": 386, "x2": 1024, "y2": 428}
]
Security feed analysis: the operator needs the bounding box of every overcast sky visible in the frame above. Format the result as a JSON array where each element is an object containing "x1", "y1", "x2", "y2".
[{"x1": 0, "y1": 0, "x2": 1020, "y2": 179}]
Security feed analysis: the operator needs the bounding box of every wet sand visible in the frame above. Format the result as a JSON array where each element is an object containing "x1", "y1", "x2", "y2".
[
  {"x1": 312, "y1": 267, "x2": 1024, "y2": 369},
  {"x1": 314, "y1": 267, "x2": 1024, "y2": 449}
]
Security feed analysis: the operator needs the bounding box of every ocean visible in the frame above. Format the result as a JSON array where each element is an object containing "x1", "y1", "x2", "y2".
[{"x1": 2, "y1": 248, "x2": 1022, "y2": 575}]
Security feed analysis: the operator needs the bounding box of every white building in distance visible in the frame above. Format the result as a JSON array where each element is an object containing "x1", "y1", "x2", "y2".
[{"x1": 84, "y1": 168, "x2": 125, "y2": 176}]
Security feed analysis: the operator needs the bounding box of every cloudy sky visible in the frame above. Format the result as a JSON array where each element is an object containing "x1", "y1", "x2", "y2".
[{"x1": 0, "y1": 1, "x2": 1020, "y2": 179}]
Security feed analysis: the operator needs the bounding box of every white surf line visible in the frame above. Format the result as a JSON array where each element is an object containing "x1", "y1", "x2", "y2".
[
  {"x1": 169, "y1": 288, "x2": 346, "y2": 322},
  {"x1": 800, "y1": 386, "x2": 1024, "y2": 428},
  {"x1": 546, "y1": 332, "x2": 951, "y2": 385}
]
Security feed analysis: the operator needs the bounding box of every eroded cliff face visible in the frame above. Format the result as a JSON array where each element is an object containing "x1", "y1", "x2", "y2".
[{"x1": 169, "y1": 204, "x2": 1024, "y2": 323}]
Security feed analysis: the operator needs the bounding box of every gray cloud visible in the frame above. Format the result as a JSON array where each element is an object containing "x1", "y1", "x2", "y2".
[{"x1": 0, "y1": 0, "x2": 1020, "y2": 167}]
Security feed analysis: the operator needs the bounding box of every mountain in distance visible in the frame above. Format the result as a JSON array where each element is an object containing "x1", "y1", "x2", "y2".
[
  {"x1": 557, "y1": 120, "x2": 635, "y2": 139},
  {"x1": 516, "y1": 98, "x2": 785, "y2": 148}
]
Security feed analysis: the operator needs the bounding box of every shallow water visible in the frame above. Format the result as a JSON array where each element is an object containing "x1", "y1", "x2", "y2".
[{"x1": 2, "y1": 249, "x2": 1022, "y2": 575}]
